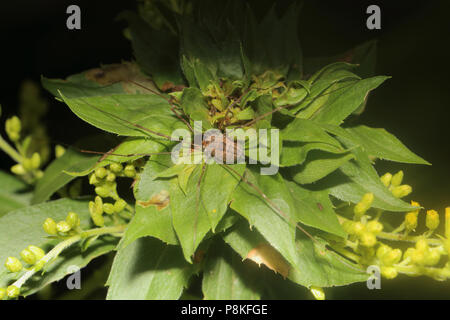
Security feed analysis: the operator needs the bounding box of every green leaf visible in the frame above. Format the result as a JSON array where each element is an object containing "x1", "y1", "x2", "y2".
[
  {"x1": 281, "y1": 118, "x2": 341, "y2": 147},
  {"x1": 310, "y1": 76, "x2": 390, "y2": 125},
  {"x1": 32, "y1": 149, "x2": 99, "y2": 204},
  {"x1": 280, "y1": 141, "x2": 346, "y2": 167},
  {"x1": 66, "y1": 137, "x2": 170, "y2": 177},
  {"x1": 106, "y1": 237, "x2": 195, "y2": 300},
  {"x1": 180, "y1": 87, "x2": 212, "y2": 129},
  {"x1": 224, "y1": 221, "x2": 368, "y2": 288},
  {"x1": 345, "y1": 125, "x2": 430, "y2": 165},
  {"x1": 199, "y1": 164, "x2": 244, "y2": 232},
  {"x1": 122, "y1": 155, "x2": 178, "y2": 247},
  {"x1": 0, "y1": 198, "x2": 94, "y2": 289},
  {"x1": 202, "y1": 239, "x2": 262, "y2": 300},
  {"x1": 42, "y1": 62, "x2": 160, "y2": 98},
  {"x1": 251, "y1": 94, "x2": 273, "y2": 129},
  {"x1": 119, "y1": 11, "x2": 185, "y2": 90},
  {"x1": 170, "y1": 165, "x2": 212, "y2": 262},
  {"x1": 0, "y1": 170, "x2": 32, "y2": 216},
  {"x1": 58, "y1": 93, "x2": 186, "y2": 138},
  {"x1": 290, "y1": 151, "x2": 355, "y2": 184}
]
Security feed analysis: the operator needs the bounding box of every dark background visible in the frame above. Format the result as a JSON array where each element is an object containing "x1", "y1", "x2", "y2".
[{"x1": 0, "y1": 0, "x2": 449, "y2": 299}]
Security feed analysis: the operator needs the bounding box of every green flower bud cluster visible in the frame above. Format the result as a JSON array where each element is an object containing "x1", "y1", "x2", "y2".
[
  {"x1": 43, "y1": 212, "x2": 80, "y2": 235},
  {"x1": 5, "y1": 116, "x2": 21, "y2": 142},
  {"x1": 2, "y1": 245, "x2": 46, "y2": 299}
]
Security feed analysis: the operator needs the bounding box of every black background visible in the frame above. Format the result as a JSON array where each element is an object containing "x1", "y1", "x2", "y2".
[{"x1": 0, "y1": 0, "x2": 449, "y2": 299}]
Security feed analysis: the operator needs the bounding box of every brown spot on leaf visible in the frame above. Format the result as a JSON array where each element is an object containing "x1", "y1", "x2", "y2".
[
  {"x1": 84, "y1": 62, "x2": 159, "y2": 94},
  {"x1": 193, "y1": 249, "x2": 205, "y2": 264},
  {"x1": 137, "y1": 190, "x2": 170, "y2": 210},
  {"x1": 246, "y1": 243, "x2": 290, "y2": 278}
]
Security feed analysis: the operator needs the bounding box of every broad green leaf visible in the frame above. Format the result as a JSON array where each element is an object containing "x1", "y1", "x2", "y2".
[
  {"x1": 32, "y1": 149, "x2": 99, "y2": 204},
  {"x1": 22, "y1": 236, "x2": 118, "y2": 297},
  {"x1": 202, "y1": 239, "x2": 262, "y2": 300},
  {"x1": 292, "y1": 64, "x2": 360, "y2": 114},
  {"x1": 0, "y1": 198, "x2": 94, "y2": 289},
  {"x1": 311, "y1": 76, "x2": 390, "y2": 125},
  {"x1": 120, "y1": 11, "x2": 184, "y2": 90},
  {"x1": 252, "y1": 94, "x2": 273, "y2": 129},
  {"x1": 230, "y1": 169, "x2": 299, "y2": 270},
  {"x1": 200, "y1": 164, "x2": 245, "y2": 231},
  {"x1": 291, "y1": 151, "x2": 355, "y2": 184},
  {"x1": 327, "y1": 147, "x2": 417, "y2": 212},
  {"x1": 224, "y1": 221, "x2": 367, "y2": 288},
  {"x1": 345, "y1": 125, "x2": 430, "y2": 165},
  {"x1": 280, "y1": 141, "x2": 346, "y2": 167},
  {"x1": 66, "y1": 137, "x2": 170, "y2": 177},
  {"x1": 180, "y1": 87, "x2": 212, "y2": 129},
  {"x1": 170, "y1": 165, "x2": 212, "y2": 262},
  {"x1": 281, "y1": 118, "x2": 341, "y2": 147},
  {"x1": 106, "y1": 237, "x2": 195, "y2": 300},
  {"x1": 123, "y1": 155, "x2": 178, "y2": 247},
  {"x1": 42, "y1": 62, "x2": 160, "y2": 98},
  {"x1": 0, "y1": 170, "x2": 32, "y2": 216},
  {"x1": 57, "y1": 92, "x2": 186, "y2": 139},
  {"x1": 286, "y1": 182, "x2": 346, "y2": 238}
]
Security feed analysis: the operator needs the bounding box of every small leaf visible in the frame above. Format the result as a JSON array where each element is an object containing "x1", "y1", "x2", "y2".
[
  {"x1": 0, "y1": 170, "x2": 32, "y2": 216},
  {"x1": 180, "y1": 87, "x2": 212, "y2": 129}
]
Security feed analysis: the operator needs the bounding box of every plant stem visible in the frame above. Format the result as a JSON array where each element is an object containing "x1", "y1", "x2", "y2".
[
  {"x1": 376, "y1": 231, "x2": 442, "y2": 246},
  {"x1": 12, "y1": 225, "x2": 126, "y2": 289},
  {"x1": 0, "y1": 135, "x2": 22, "y2": 163}
]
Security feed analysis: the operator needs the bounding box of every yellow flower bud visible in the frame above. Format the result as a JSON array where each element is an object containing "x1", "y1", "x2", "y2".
[
  {"x1": 30, "y1": 152, "x2": 41, "y2": 169},
  {"x1": 404, "y1": 212, "x2": 418, "y2": 231},
  {"x1": 95, "y1": 186, "x2": 110, "y2": 198},
  {"x1": 381, "y1": 249, "x2": 402, "y2": 266},
  {"x1": 114, "y1": 199, "x2": 127, "y2": 213},
  {"x1": 11, "y1": 164, "x2": 26, "y2": 175},
  {"x1": 415, "y1": 238, "x2": 428, "y2": 253},
  {"x1": 56, "y1": 221, "x2": 71, "y2": 233},
  {"x1": 391, "y1": 170, "x2": 404, "y2": 187},
  {"x1": 391, "y1": 185, "x2": 412, "y2": 198},
  {"x1": 20, "y1": 249, "x2": 36, "y2": 265},
  {"x1": 367, "y1": 220, "x2": 383, "y2": 234},
  {"x1": 43, "y1": 217, "x2": 57, "y2": 235},
  {"x1": 106, "y1": 172, "x2": 116, "y2": 182},
  {"x1": 5, "y1": 116, "x2": 21, "y2": 142},
  {"x1": 354, "y1": 193, "x2": 374, "y2": 217},
  {"x1": 353, "y1": 222, "x2": 365, "y2": 235},
  {"x1": 424, "y1": 248, "x2": 441, "y2": 266},
  {"x1": 103, "y1": 203, "x2": 115, "y2": 215},
  {"x1": 380, "y1": 172, "x2": 392, "y2": 187},
  {"x1": 381, "y1": 266, "x2": 398, "y2": 279},
  {"x1": 0, "y1": 288, "x2": 5, "y2": 300},
  {"x1": 22, "y1": 158, "x2": 33, "y2": 171},
  {"x1": 5, "y1": 257, "x2": 23, "y2": 273},
  {"x1": 66, "y1": 212, "x2": 80, "y2": 228},
  {"x1": 411, "y1": 249, "x2": 425, "y2": 265},
  {"x1": 445, "y1": 207, "x2": 450, "y2": 239},
  {"x1": 6, "y1": 285, "x2": 20, "y2": 299},
  {"x1": 376, "y1": 244, "x2": 391, "y2": 260},
  {"x1": 95, "y1": 167, "x2": 107, "y2": 179},
  {"x1": 89, "y1": 173, "x2": 100, "y2": 185},
  {"x1": 55, "y1": 145, "x2": 66, "y2": 158},
  {"x1": 360, "y1": 232, "x2": 377, "y2": 247},
  {"x1": 310, "y1": 286, "x2": 325, "y2": 300},
  {"x1": 124, "y1": 164, "x2": 136, "y2": 178},
  {"x1": 403, "y1": 247, "x2": 415, "y2": 261},
  {"x1": 91, "y1": 212, "x2": 105, "y2": 227},
  {"x1": 109, "y1": 163, "x2": 123, "y2": 173},
  {"x1": 27, "y1": 245, "x2": 45, "y2": 261},
  {"x1": 426, "y1": 210, "x2": 439, "y2": 230}
]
